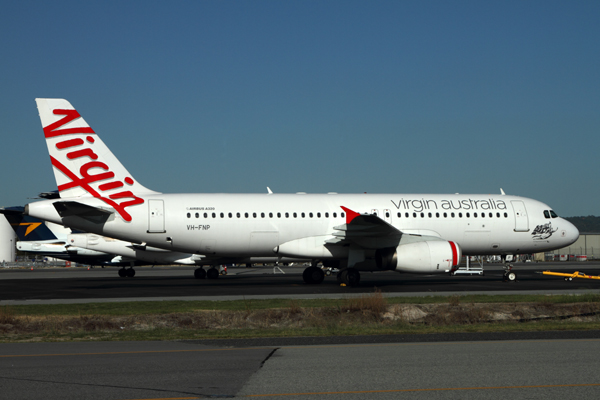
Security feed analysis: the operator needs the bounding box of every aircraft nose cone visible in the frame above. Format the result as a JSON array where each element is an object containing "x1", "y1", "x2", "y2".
[{"x1": 562, "y1": 220, "x2": 579, "y2": 246}]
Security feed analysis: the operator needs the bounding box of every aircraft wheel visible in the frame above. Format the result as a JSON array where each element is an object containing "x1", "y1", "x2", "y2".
[
  {"x1": 345, "y1": 268, "x2": 361, "y2": 286},
  {"x1": 568, "y1": 277, "x2": 573, "y2": 281},
  {"x1": 506, "y1": 271, "x2": 517, "y2": 281},
  {"x1": 325, "y1": 269, "x2": 332, "y2": 276},
  {"x1": 126, "y1": 268, "x2": 135, "y2": 278},
  {"x1": 118, "y1": 268, "x2": 126, "y2": 278},
  {"x1": 194, "y1": 268, "x2": 206, "y2": 279},
  {"x1": 206, "y1": 268, "x2": 219, "y2": 279},
  {"x1": 303, "y1": 266, "x2": 324, "y2": 284}
]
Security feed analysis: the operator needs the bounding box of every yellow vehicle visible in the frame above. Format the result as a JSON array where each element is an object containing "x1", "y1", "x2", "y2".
[{"x1": 542, "y1": 270, "x2": 600, "y2": 281}]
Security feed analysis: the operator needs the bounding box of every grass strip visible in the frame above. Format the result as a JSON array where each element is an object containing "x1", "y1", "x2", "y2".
[{"x1": 4, "y1": 293, "x2": 600, "y2": 317}]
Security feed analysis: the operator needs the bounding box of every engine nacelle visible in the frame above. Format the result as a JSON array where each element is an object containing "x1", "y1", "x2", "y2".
[{"x1": 375, "y1": 240, "x2": 461, "y2": 273}]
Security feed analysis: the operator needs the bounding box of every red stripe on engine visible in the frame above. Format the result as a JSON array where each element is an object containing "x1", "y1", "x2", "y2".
[{"x1": 449, "y1": 241, "x2": 458, "y2": 266}]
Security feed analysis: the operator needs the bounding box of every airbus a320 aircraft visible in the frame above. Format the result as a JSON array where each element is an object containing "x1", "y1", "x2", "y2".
[{"x1": 25, "y1": 99, "x2": 579, "y2": 285}]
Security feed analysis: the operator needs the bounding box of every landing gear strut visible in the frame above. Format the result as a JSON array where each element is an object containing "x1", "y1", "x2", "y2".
[{"x1": 502, "y1": 256, "x2": 517, "y2": 282}]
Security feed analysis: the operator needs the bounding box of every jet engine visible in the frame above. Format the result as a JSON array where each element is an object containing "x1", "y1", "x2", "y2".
[{"x1": 375, "y1": 240, "x2": 461, "y2": 273}]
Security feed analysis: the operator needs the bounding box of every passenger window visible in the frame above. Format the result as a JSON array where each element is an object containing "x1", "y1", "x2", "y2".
[
  {"x1": 325, "y1": 212, "x2": 329, "y2": 218},
  {"x1": 420, "y1": 212, "x2": 424, "y2": 218},
  {"x1": 405, "y1": 212, "x2": 409, "y2": 218},
  {"x1": 204, "y1": 213, "x2": 208, "y2": 218},
  {"x1": 236, "y1": 213, "x2": 240, "y2": 218},
  {"x1": 293, "y1": 213, "x2": 297, "y2": 218},
  {"x1": 244, "y1": 212, "x2": 248, "y2": 218},
  {"x1": 277, "y1": 212, "x2": 281, "y2": 218},
  {"x1": 285, "y1": 212, "x2": 289, "y2": 218},
  {"x1": 504, "y1": 213, "x2": 508, "y2": 217},
  {"x1": 269, "y1": 212, "x2": 273, "y2": 218},
  {"x1": 496, "y1": 212, "x2": 500, "y2": 218},
  {"x1": 228, "y1": 213, "x2": 233, "y2": 218},
  {"x1": 413, "y1": 212, "x2": 417, "y2": 218},
  {"x1": 253, "y1": 212, "x2": 257, "y2": 218},
  {"x1": 451, "y1": 212, "x2": 455, "y2": 218},
  {"x1": 301, "y1": 212, "x2": 305, "y2": 218},
  {"x1": 489, "y1": 213, "x2": 493, "y2": 218},
  {"x1": 474, "y1": 213, "x2": 477, "y2": 218},
  {"x1": 428, "y1": 212, "x2": 432, "y2": 218},
  {"x1": 459, "y1": 213, "x2": 462, "y2": 218},
  {"x1": 341, "y1": 212, "x2": 345, "y2": 218},
  {"x1": 187, "y1": 213, "x2": 191, "y2": 218},
  {"x1": 195, "y1": 213, "x2": 199, "y2": 218},
  {"x1": 443, "y1": 213, "x2": 447, "y2": 218},
  {"x1": 436, "y1": 212, "x2": 440, "y2": 218},
  {"x1": 386, "y1": 212, "x2": 390, "y2": 218},
  {"x1": 261, "y1": 212, "x2": 265, "y2": 218},
  {"x1": 220, "y1": 213, "x2": 224, "y2": 218},
  {"x1": 309, "y1": 212, "x2": 313, "y2": 218},
  {"x1": 466, "y1": 213, "x2": 470, "y2": 218},
  {"x1": 481, "y1": 213, "x2": 485, "y2": 218},
  {"x1": 317, "y1": 212, "x2": 321, "y2": 218}
]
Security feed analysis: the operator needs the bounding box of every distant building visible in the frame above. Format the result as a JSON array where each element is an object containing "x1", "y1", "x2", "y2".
[
  {"x1": 0, "y1": 215, "x2": 16, "y2": 263},
  {"x1": 549, "y1": 233, "x2": 600, "y2": 259}
]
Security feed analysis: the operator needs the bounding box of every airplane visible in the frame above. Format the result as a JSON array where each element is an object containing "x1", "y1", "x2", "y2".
[
  {"x1": 24, "y1": 98, "x2": 579, "y2": 286},
  {"x1": 1, "y1": 206, "x2": 124, "y2": 267},
  {"x1": 1, "y1": 205, "x2": 288, "y2": 278}
]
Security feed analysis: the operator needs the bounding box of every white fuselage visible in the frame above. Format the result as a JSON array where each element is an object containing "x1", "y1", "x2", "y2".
[{"x1": 26, "y1": 192, "x2": 580, "y2": 265}]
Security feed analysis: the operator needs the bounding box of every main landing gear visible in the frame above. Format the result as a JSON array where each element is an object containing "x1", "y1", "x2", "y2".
[
  {"x1": 194, "y1": 267, "x2": 223, "y2": 279},
  {"x1": 302, "y1": 266, "x2": 325, "y2": 284},
  {"x1": 301, "y1": 265, "x2": 361, "y2": 287},
  {"x1": 118, "y1": 267, "x2": 135, "y2": 277},
  {"x1": 337, "y1": 268, "x2": 360, "y2": 287}
]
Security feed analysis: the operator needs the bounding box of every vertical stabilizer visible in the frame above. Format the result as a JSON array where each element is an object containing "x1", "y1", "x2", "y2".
[{"x1": 36, "y1": 98, "x2": 160, "y2": 221}]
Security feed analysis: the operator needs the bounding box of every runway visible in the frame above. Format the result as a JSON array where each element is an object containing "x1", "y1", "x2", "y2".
[
  {"x1": 2, "y1": 338, "x2": 600, "y2": 399},
  {"x1": 1, "y1": 261, "x2": 600, "y2": 304}
]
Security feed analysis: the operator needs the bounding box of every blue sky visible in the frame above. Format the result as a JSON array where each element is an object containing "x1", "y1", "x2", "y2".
[{"x1": 0, "y1": 1, "x2": 598, "y2": 216}]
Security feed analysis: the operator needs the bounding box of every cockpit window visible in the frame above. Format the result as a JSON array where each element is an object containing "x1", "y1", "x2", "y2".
[
  {"x1": 550, "y1": 210, "x2": 558, "y2": 218},
  {"x1": 544, "y1": 210, "x2": 550, "y2": 219}
]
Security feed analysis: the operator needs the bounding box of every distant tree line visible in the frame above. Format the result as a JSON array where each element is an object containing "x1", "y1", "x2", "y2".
[{"x1": 565, "y1": 216, "x2": 600, "y2": 233}]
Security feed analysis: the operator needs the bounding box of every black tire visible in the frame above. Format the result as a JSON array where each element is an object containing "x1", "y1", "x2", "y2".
[
  {"x1": 303, "y1": 266, "x2": 324, "y2": 284},
  {"x1": 507, "y1": 271, "x2": 517, "y2": 281},
  {"x1": 126, "y1": 268, "x2": 135, "y2": 278},
  {"x1": 194, "y1": 268, "x2": 206, "y2": 279},
  {"x1": 118, "y1": 268, "x2": 126, "y2": 278},
  {"x1": 345, "y1": 268, "x2": 361, "y2": 286},
  {"x1": 207, "y1": 268, "x2": 219, "y2": 279}
]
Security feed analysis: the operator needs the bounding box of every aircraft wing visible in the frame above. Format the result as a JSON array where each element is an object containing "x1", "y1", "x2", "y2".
[{"x1": 326, "y1": 206, "x2": 403, "y2": 249}]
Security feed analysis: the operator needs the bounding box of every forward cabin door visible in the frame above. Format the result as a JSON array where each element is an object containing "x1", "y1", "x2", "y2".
[
  {"x1": 511, "y1": 200, "x2": 529, "y2": 232},
  {"x1": 148, "y1": 199, "x2": 165, "y2": 233}
]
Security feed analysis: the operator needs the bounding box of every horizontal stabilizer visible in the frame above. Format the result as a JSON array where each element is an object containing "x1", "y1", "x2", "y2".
[{"x1": 53, "y1": 201, "x2": 113, "y2": 223}]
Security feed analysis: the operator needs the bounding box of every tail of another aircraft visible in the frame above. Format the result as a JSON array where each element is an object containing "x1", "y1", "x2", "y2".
[
  {"x1": 36, "y1": 98, "x2": 160, "y2": 221},
  {"x1": 1, "y1": 208, "x2": 59, "y2": 242}
]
